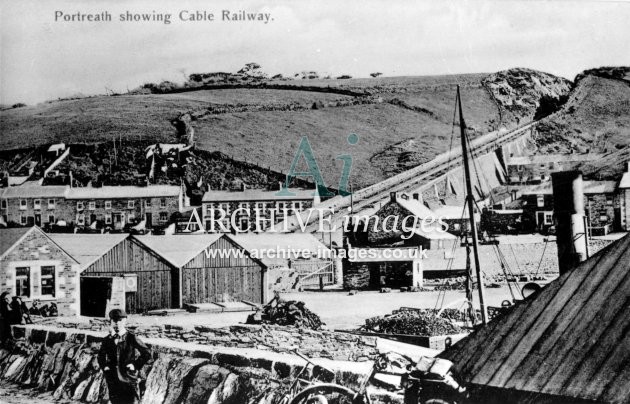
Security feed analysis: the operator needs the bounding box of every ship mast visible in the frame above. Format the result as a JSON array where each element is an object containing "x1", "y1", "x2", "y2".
[{"x1": 457, "y1": 85, "x2": 488, "y2": 325}]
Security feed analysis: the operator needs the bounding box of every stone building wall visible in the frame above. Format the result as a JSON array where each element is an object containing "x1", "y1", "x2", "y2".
[{"x1": 0, "y1": 229, "x2": 79, "y2": 315}]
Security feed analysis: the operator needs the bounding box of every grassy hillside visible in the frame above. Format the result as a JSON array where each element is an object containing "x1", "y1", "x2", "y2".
[
  {"x1": 0, "y1": 69, "x2": 583, "y2": 189},
  {"x1": 533, "y1": 68, "x2": 630, "y2": 179}
]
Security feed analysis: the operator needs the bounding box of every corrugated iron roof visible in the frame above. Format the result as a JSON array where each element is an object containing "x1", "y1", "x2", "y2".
[
  {"x1": 49, "y1": 233, "x2": 128, "y2": 270},
  {"x1": 202, "y1": 188, "x2": 317, "y2": 202},
  {"x1": 66, "y1": 185, "x2": 180, "y2": 199},
  {"x1": 133, "y1": 234, "x2": 224, "y2": 268},
  {"x1": 440, "y1": 233, "x2": 630, "y2": 404}
]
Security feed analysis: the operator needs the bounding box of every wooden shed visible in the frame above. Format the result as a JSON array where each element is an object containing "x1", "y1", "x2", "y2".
[
  {"x1": 133, "y1": 234, "x2": 267, "y2": 308},
  {"x1": 49, "y1": 233, "x2": 134, "y2": 316}
]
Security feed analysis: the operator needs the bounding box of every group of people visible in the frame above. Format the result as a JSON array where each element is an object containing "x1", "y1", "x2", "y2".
[{"x1": 0, "y1": 292, "x2": 59, "y2": 345}]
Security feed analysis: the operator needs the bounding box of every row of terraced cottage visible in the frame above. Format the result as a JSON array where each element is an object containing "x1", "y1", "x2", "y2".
[
  {"x1": 0, "y1": 226, "x2": 335, "y2": 317},
  {"x1": 0, "y1": 182, "x2": 320, "y2": 232}
]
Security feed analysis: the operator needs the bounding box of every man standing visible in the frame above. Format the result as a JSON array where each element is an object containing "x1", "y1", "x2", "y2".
[{"x1": 98, "y1": 309, "x2": 151, "y2": 404}]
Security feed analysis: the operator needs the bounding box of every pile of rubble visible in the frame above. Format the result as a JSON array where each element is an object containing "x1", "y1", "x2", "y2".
[
  {"x1": 360, "y1": 309, "x2": 464, "y2": 337},
  {"x1": 246, "y1": 297, "x2": 324, "y2": 330}
]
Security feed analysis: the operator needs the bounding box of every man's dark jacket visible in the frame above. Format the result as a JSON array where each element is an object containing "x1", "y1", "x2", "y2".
[{"x1": 97, "y1": 331, "x2": 150, "y2": 381}]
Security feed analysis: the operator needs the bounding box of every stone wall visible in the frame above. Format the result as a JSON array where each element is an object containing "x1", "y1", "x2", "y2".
[
  {"x1": 0, "y1": 228, "x2": 79, "y2": 316},
  {"x1": 1, "y1": 325, "x2": 383, "y2": 404},
  {"x1": 54, "y1": 321, "x2": 378, "y2": 362}
]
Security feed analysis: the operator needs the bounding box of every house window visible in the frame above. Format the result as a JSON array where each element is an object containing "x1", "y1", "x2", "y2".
[
  {"x1": 105, "y1": 200, "x2": 112, "y2": 209},
  {"x1": 537, "y1": 195, "x2": 545, "y2": 208},
  {"x1": 48, "y1": 199, "x2": 55, "y2": 209},
  {"x1": 77, "y1": 201, "x2": 84, "y2": 210},
  {"x1": 77, "y1": 214, "x2": 85, "y2": 225},
  {"x1": 145, "y1": 199, "x2": 152, "y2": 208},
  {"x1": 220, "y1": 203, "x2": 230, "y2": 214},
  {"x1": 128, "y1": 200, "x2": 135, "y2": 209},
  {"x1": 1, "y1": 199, "x2": 6, "y2": 209},
  {"x1": 159, "y1": 212, "x2": 168, "y2": 222},
  {"x1": 15, "y1": 267, "x2": 30, "y2": 298},
  {"x1": 34, "y1": 199, "x2": 41, "y2": 210},
  {"x1": 544, "y1": 212, "x2": 554, "y2": 225},
  {"x1": 600, "y1": 215, "x2": 608, "y2": 223},
  {"x1": 160, "y1": 198, "x2": 166, "y2": 208},
  {"x1": 606, "y1": 197, "x2": 613, "y2": 206},
  {"x1": 48, "y1": 214, "x2": 55, "y2": 224},
  {"x1": 128, "y1": 212, "x2": 135, "y2": 221},
  {"x1": 105, "y1": 213, "x2": 112, "y2": 224},
  {"x1": 88, "y1": 201, "x2": 96, "y2": 210},
  {"x1": 41, "y1": 266, "x2": 55, "y2": 297},
  {"x1": 19, "y1": 199, "x2": 27, "y2": 210},
  {"x1": 293, "y1": 201, "x2": 302, "y2": 210}
]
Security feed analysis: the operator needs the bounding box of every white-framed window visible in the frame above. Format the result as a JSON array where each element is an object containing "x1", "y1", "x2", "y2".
[
  {"x1": 537, "y1": 195, "x2": 545, "y2": 208},
  {"x1": 48, "y1": 199, "x2": 55, "y2": 209},
  {"x1": 544, "y1": 212, "x2": 554, "y2": 225},
  {"x1": 19, "y1": 199, "x2": 27, "y2": 210},
  {"x1": 159, "y1": 212, "x2": 168, "y2": 222},
  {"x1": 20, "y1": 214, "x2": 27, "y2": 225},
  {"x1": 48, "y1": 214, "x2": 55, "y2": 224},
  {"x1": 606, "y1": 197, "x2": 613, "y2": 206},
  {"x1": 1, "y1": 199, "x2": 6, "y2": 209},
  {"x1": 145, "y1": 199, "x2": 152, "y2": 208},
  {"x1": 15, "y1": 267, "x2": 30, "y2": 298},
  {"x1": 77, "y1": 201, "x2": 84, "y2": 210},
  {"x1": 220, "y1": 203, "x2": 230, "y2": 214},
  {"x1": 34, "y1": 199, "x2": 41, "y2": 210},
  {"x1": 128, "y1": 212, "x2": 135, "y2": 222},
  {"x1": 600, "y1": 215, "x2": 608, "y2": 223},
  {"x1": 105, "y1": 200, "x2": 112, "y2": 209},
  {"x1": 128, "y1": 200, "x2": 135, "y2": 209},
  {"x1": 160, "y1": 198, "x2": 166, "y2": 208},
  {"x1": 105, "y1": 213, "x2": 112, "y2": 224},
  {"x1": 40, "y1": 266, "x2": 56, "y2": 297},
  {"x1": 88, "y1": 201, "x2": 96, "y2": 210},
  {"x1": 77, "y1": 214, "x2": 85, "y2": 225}
]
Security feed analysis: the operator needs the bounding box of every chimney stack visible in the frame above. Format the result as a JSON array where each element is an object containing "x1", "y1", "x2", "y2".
[{"x1": 552, "y1": 171, "x2": 588, "y2": 275}]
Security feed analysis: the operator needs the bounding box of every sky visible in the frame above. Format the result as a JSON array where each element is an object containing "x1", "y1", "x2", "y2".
[{"x1": 1, "y1": 0, "x2": 629, "y2": 105}]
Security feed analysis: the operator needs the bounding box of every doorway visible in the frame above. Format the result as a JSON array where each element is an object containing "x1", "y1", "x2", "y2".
[{"x1": 80, "y1": 277, "x2": 112, "y2": 317}]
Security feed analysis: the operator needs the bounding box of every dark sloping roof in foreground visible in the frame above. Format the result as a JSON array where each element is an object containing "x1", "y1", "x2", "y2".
[{"x1": 440, "y1": 233, "x2": 630, "y2": 404}]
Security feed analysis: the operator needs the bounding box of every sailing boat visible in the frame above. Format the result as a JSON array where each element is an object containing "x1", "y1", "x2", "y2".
[{"x1": 456, "y1": 85, "x2": 489, "y2": 325}]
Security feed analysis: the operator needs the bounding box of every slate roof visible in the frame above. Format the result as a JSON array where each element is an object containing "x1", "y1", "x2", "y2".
[
  {"x1": 228, "y1": 233, "x2": 330, "y2": 267},
  {"x1": 440, "y1": 233, "x2": 630, "y2": 404},
  {"x1": 1, "y1": 184, "x2": 69, "y2": 198},
  {"x1": 65, "y1": 185, "x2": 180, "y2": 199},
  {"x1": 202, "y1": 188, "x2": 317, "y2": 202},
  {"x1": 0, "y1": 227, "x2": 32, "y2": 257}
]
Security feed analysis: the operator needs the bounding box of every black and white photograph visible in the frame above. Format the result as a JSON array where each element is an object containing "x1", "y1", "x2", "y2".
[{"x1": 1, "y1": 0, "x2": 629, "y2": 403}]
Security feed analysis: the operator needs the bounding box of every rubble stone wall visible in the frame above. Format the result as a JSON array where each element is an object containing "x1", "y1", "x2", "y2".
[
  {"x1": 53, "y1": 321, "x2": 378, "y2": 362},
  {"x1": 1, "y1": 324, "x2": 377, "y2": 404}
]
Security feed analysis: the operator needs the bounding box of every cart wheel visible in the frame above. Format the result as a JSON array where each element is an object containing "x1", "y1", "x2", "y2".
[{"x1": 289, "y1": 383, "x2": 361, "y2": 404}]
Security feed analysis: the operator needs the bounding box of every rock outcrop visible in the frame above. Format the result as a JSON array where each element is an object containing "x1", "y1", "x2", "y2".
[{"x1": 482, "y1": 68, "x2": 572, "y2": 122}]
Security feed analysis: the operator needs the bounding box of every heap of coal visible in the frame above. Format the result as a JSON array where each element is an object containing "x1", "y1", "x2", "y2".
[
  {"x1": 246, "y1": 298, "x2": 324, "y2": 330},
  {"x1": 360, "y1": 309, "x2": 464, "y2": 336}
]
